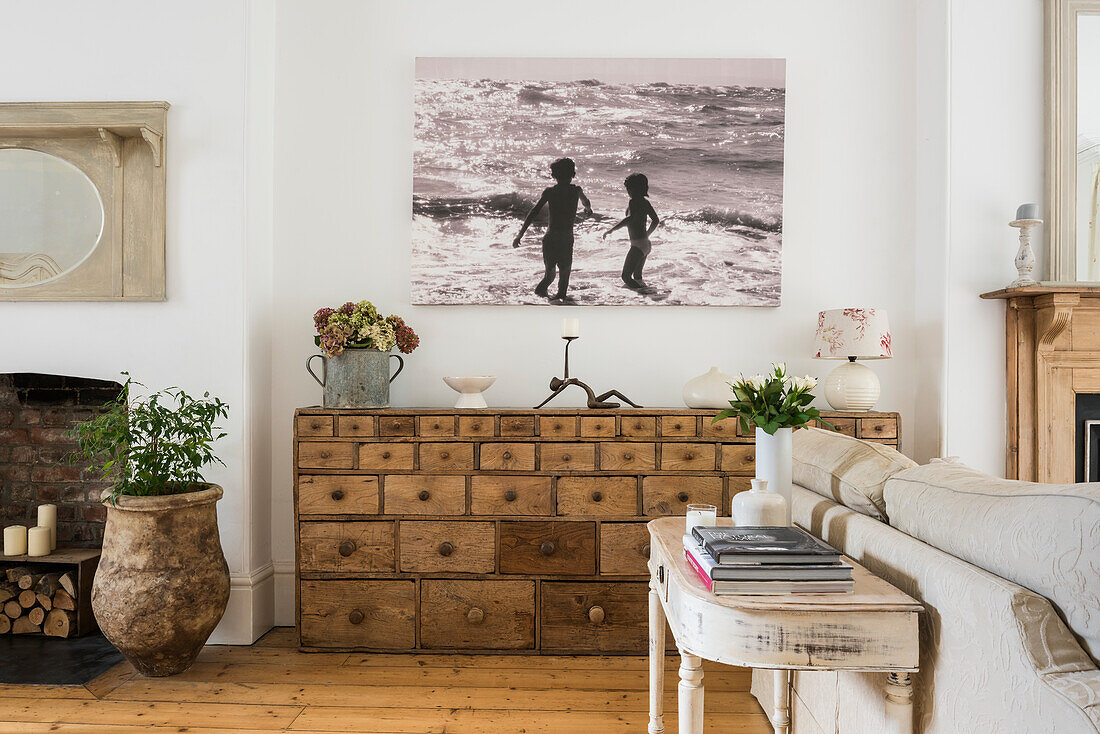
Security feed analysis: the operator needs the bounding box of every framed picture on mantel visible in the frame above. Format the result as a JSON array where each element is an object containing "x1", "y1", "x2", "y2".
[{"x1": 412, "y1": 57, "x2": 785, "y2": 307}]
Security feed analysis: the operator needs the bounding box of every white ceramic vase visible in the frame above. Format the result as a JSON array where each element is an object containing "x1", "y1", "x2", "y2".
[
  {"x1": 732, "y1": 479, "x2": 788, "y2": 527},
  {"x1": 754, "y1": 426, "x2": 793, "y2": 526},
  {"x1": 682, "y1": 366, "x2": 733, "y2": 409}
]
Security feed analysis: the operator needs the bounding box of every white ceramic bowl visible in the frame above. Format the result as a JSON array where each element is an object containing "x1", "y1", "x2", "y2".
[{"x1": 442, "y1": 376, "x2": 497, "y2": 409}]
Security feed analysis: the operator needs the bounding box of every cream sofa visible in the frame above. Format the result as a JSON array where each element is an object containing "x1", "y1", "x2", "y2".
[{"x1": 750, "y1": 428, "x2": 1100, "y2": 734}]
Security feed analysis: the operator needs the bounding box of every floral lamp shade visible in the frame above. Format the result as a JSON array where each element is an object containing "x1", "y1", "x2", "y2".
[{"x1": 813, "y1": 308, "x2": 892, "y2": 360}]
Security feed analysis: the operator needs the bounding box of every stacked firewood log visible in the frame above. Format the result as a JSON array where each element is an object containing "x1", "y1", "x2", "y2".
[{"x1": 0, "y1": 566, "x2": 78, "y2": 637}]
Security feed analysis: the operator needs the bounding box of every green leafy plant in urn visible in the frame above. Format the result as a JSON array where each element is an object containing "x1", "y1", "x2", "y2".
[
  {"x1": 306, "y1": 300, "x2": 420, "y2": 408},
  {"x1": 71, "y1": 375, "x2": 230, "y2": 677}
]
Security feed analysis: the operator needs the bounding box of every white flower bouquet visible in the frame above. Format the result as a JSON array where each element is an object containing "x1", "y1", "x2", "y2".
[{"x1": 712, "y1": 362, "x2": 831, "y2": 435}]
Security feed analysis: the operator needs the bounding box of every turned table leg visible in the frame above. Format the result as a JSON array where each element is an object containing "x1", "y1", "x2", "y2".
[
  {"x1": 772, "y1": 669, "x2": 790, "y2": 734},
  {"x1": 884, "y1": 672, "x2": 914, "y2": 734},
  {"x1": 648, "y1": 579, "x2": 666, "y2": 734},
  {"x1": 678, "y1": 651, "x2": 704, "y2": 734}
]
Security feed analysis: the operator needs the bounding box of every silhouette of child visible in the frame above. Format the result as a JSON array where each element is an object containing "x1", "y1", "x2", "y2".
[
  {"x1": 604, "y1": 173, "x2": 660, "y2": 289},
  {"x1": 513, "y1": 157, "x2": 592, "y2": 301}
]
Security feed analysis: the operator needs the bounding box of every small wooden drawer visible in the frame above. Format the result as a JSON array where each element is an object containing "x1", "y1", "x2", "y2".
[
  {"x1": 660, "y1": 443, "x2": 715, "y2": 471},
  {"x1": 379, "y1": 416, "x2": 415, "y2": 437},
  {"x1": 660, "y1": 416, "x2": 697, "y2": 437},
  {"x1": 539, "y1": 416, "x2": 576, "y2": 438},
  {"x1": 540, "y1": 582, "x2": 648, "y2": 652},
  {"x1": 719, "y1": 444, "x2": 756, "y2": 473},
  {"x1": 458, "y1": 416, "x2": 495, "y2": 437},
  {"x1": 700, "y1": 417, "x2": 737, "y2": 439},
  {"x1": 499, "y1": 521, "x2": 595, "y2": 575},
  {"x1": 383, "y1": 475, "x2": 465, "y2": 515},
  {"x1": 821, "y1": 417, "x2": 856, "y2": 437},
  {"x1": 599, "y1": 523, "x2": 651, "y2": 575},
  {"x1": 471, "y1": 476, "x2": 551, "y2": 515},
  {"x1": 540, "y1": 443, "x2": 596, "y2": 471},
  {"x1": 298, "y1": 415, "x2": 333, "y2": 437},
  {"x1": 859, "y1": 418, "x2": 897, "y2": 439},
  {"x1": 300, "y1": 579, "x2": 414, "y2": 649},
  {"x1": 599, "y1": 443, "x2": 656, "y2": 471},
  {"x1": 642, "y1": 476, "x2": 722, "y2": 516},
  {"x1": 500, "y1": 416, "x2": 535, "y2": 436},
  {"x1": 418, "y1": 416, "x2": 455, "y2": 437},
  {"x1": 358, "y1": 443, "x2": 414, "y2": 471},
  {"x1": 579, "y1": 417, "x2": 616, "y2": 438},
  {"x1": 557, "y1": 477, "x2": 637, "y2": 516},
  {"x1": 419, "y1": 442, "x2": 474, "y2": 471},
  {"x1": 338, "y1": 416, "x2": 376, "y2": 437},
  {"x1": 480, "y1": 443, "x2": 536, "y2": 471},
  {"x1": 298, "y1": 475, "x2": 379, "y2": 515},
  {"x1": 299, "y1": 521, "x2": 395, "y2": 573},
  {"x1": 620, "y1": 416, "x2": 656, "y2": 437},
  {"x1": 420, "y1": 580, "x2": 535, "y2": 650},
  {"x1": 298, "y1": 442, "x2": 354, "y2": 469},
  {"x1": 399, "y1": 521, "x2": 495, "y2": 573}
]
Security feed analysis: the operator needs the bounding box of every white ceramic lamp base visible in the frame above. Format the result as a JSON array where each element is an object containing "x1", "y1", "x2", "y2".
[
  {"x1": 824, "y1": 360, "x2": 880, "y2": 412},
  {"x1": 442, "y1": 376, "x2": 496, "y2": 410}
]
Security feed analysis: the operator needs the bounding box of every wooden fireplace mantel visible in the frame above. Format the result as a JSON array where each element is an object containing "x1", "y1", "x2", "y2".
[{"x1": 982, "y1": 285, "x2": 1100, "y2": 481}]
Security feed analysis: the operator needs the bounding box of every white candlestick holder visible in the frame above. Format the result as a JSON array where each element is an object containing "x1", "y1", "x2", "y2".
[{"x1": 1009, "y1": 218, "x2": 1042, "y2": 287}]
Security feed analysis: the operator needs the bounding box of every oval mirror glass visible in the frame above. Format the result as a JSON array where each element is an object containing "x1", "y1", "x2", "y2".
[{"x1": 0, "y1": 148, "x2": 104, "y2": 288}]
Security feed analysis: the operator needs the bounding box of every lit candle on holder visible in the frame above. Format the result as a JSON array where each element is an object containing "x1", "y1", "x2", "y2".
[
  {"x1": 3, "y1": 525, "x2": 27, "y2": 556},
  {"x1": 27, "y1": 526, "x2": 50, "y2": 557},
  {"x1": 37, "y1": 504, "x2": 57, "y2": 550},
  {"x1": 561, "y1": 318, "x2": 580, "y2": 338}
]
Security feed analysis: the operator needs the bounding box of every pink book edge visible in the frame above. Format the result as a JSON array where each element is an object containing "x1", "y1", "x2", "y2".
[{"x1": 684, "y1": 548, "x2": 714, "y2": 591}]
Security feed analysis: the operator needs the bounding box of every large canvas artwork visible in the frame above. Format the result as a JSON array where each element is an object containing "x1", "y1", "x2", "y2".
[{"x1": 412, "y1": 58, "x2": 785, "y2": 306}]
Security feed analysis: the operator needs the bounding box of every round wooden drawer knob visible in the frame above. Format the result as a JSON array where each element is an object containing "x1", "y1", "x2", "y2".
[
  {"x1": 554, "y1": 423, "x2": 563, "y2": 430},
  {"x1": 502, "y1": 451, "x2": 512, "y2": 460},
  {"x1": 873, "y1": 425, "x2": 883, "y2": 432},
  {"x1": 684, "y1": 452, "x2": 695, "y2": 460},
  {"x1": 471, "y1": 423, "x2": 482, "y2": 431},
  {"x1": 330, "y1": 490, "x2": 345, "y2": 501},
  {"x1": 504, "y1": 490, "x2": 517, "y2": 502},
  {"x1": 674, "y1": 423, "x2": 682, "y2": 430},
  {"x1": 561, "y1": 454, "x2": 572, "y2": 462},
  {"x1": 594, "y1": 424, "x2": 603, "y2": 431},
  {"x1": 382, "y1": 451, "x2": 391, "y2": 459},
  {"x1": 348, "y1": 609, "x2": 365, "y2": 625},
  {"x1": 418, "y1": 490, "x2": 431, "y2": 501},
  {"x1": 432, "y1": 423, "x2": 441, "y2": 430},
  {"x1": 588, "y1": 606, "x2": 605, "y2": 624},
  {"x1": 439, "y1": 542, "x2": 455, "y2": 557},
  {"x1": 320, "y1": 450, "x2": 331, "y2": 459},
  {"x1": 310, "y1": 422, "x2": 321, "y2": 430},
  {"x1": 677, "y1": 491, "x2": 689, "y2": 503},
  {"x1": 540, "y1": 541, "x2": 556, "y2": 556},
  {"x1": 643, "y1": 543, "x2": 651, "y2": 559},
  {"x1": 466, "y1": 607, "x2": 485, "y2": 624},
  {"x1": 440, "y1": 451, "x2": 450, "y2": 460},
  {"x1": 338, "y1": 540, "x2": 357, "y2": 557},
  {"x1": 748, "y1": 455, "x2": 755, "y2": 463},
  {"x1": 591, "y1": 491, "x2": 603, "y2": 502},
  {"x1": 623, "y1": 452, "x2": 634, "y2": 461},
  {"x1": 351, "y1": 423, "x2": 360, "y2": 431}
]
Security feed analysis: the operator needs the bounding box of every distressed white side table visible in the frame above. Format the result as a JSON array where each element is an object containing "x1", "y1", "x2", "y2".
[{"x1": 646, "y1": 517, "x2": 922, "y2": 734}]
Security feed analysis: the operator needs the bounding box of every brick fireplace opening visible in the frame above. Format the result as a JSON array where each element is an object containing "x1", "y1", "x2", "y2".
[{"x1": 0, "y1": 374, "x2": 124, "y2": 546}]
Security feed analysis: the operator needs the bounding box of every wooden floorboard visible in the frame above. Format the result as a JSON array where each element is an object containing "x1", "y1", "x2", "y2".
[{"x1": 0, "y1": 627, "x2": 772, "y2": 733}]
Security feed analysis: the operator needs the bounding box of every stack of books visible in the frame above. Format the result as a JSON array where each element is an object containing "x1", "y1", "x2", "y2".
[{"x1": 684, "y1": 525, "x2": 854, "y2": 595}]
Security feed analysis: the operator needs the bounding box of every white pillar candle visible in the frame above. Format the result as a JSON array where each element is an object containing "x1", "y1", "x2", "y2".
[
  {"x1": 37, "y1": 504, "x2": 57, "y2": 550},
  {"x1": 3, "y1": 525, "x2": 27, "y2": 556},
  {"x1": 561, "y1": 318, "x2": 580, "y2": 338},
  {"x1": 685, "y1": 503, "x2": 718, "y2": 534},
  {"x1": 27, "y1": 526, "x2": 50, "y2": 557}
]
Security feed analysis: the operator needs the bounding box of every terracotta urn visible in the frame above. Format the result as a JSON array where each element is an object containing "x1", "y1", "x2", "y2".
[{"x1": 92, "y1": 484, "x2": 229, "y2": 676}]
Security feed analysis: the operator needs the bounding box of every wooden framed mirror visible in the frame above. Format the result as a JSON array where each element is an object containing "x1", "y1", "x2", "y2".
[
  {"x1": 0, "y1": 102, "x2": 167, "y2": 300},
  {"x1": 1047, "y1": 0, "x2": 1100, "y2": 282}
]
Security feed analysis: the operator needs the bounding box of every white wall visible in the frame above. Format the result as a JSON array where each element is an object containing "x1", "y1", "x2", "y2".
[
  {"x1": 0, "y1": 0, "x2": 273, "y2": 642},
  {"x1": 269, "y1": 0, "x2": 921, "y2": 621}
]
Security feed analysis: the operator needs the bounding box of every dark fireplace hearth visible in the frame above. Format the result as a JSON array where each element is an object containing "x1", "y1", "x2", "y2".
[{"x1": 0, "y1": 374, "x2": 124, "y2": 546}]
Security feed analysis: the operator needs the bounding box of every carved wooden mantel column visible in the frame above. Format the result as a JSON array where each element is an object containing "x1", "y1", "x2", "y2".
[{"x1": 982, "y1": 285, "x2": 1100, "y2": 482}]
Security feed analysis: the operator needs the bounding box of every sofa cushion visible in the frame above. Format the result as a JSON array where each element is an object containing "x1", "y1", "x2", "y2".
[
  {"x1": 885, "y1": 462, "x2": 1100, "y2": 663},
  {"x1": 791, "y1": 426, "x2": 917, "y2": 521}
]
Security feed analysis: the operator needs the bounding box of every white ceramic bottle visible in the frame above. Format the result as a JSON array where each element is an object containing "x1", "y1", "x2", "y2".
[
  {"x1": 732, "y1": 479, "x2": 788, "y2": 527},
  {"x1": 682, "y1": 366, "x2": 733, "y2": 409}
]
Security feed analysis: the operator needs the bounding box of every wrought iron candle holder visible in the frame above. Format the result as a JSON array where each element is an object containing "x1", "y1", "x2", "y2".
[{"x1": 534, "y1": 336, "x2": 641, "y2": 409}]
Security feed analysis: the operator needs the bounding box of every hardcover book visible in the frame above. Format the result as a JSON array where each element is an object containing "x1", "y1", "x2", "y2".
[
  {"x1": 683, "y1": 536, "x2": 852, "y2": 581},
  {"x1": 691, "y1": 525, "x2": 841, "y2": 565}
]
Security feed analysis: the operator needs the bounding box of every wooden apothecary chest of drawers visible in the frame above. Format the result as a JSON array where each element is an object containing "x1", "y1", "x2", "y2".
[{"x1": 293, "y1": 408, "x2": 900, "y2": 653}]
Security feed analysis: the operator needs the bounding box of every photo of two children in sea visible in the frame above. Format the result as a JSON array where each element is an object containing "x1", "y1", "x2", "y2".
[{"x1": 412, "y1": 57, "x2": 786, "y2": 306}]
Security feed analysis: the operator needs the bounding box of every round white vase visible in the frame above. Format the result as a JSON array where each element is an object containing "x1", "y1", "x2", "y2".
[
  {"x1": 682, "y1": 366, "x2": 733, "y2": 409},
  {"x1": 824, "y1": 360, "x2": 880, "y2": 411},
  {"x1": 732, "y1": 479, "x2": 788, "y2": 527},
  {"x1": 754, "y1": 426, "x2": 793, "y2": 526}
]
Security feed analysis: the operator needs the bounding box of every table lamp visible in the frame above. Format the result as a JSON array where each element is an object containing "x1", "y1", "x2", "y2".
[{"x1": 812, "y1": 308, "x2": 892, "y2": 411}]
